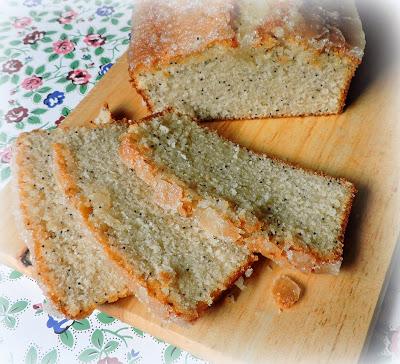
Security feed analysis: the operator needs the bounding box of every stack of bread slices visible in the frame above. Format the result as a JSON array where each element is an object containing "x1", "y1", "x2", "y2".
[
  {"x1": 12, "y1": 106, "x2": 355, "y2": 321},
  {"x1": 11, "y1": 0, "x2": 365, "y2": 321}
]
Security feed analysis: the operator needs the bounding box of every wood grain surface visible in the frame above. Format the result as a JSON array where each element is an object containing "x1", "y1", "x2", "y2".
[{"x1": 1, "y1": 33, "x2": 399, "y2": 363}]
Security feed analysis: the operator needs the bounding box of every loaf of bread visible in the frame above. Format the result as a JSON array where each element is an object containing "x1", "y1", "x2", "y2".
[
  {"x1": 12, "y1": 129, "x2": 131, "y2": 319},
  {"x1": 119, "y1": 111, "x2": 355, "y2": 274},
  {"x1": 52, "y1": 124, "x2": 256, "y2": 321},
  {"x1": 128, "y1": 0, "x2": 365, "y2": 120}
]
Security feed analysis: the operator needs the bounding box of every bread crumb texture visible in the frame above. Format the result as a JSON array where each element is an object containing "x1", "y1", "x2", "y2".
[
  {"x1": 125, "y1": 112, "x2": 355, "y2": 272},
  {"x1": 12, "y1": 131, "x2": 131, "y2": 319},
  {"x1": 51, "y1": 125, "x2": 256, "y2": 320}
]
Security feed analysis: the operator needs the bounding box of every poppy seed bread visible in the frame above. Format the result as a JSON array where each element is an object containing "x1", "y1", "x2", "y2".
[
  {"x1": 12, "y1": 130, "x2": 131, "y2": 319},
  {"x1": 119, "y1": 111, "x2": 355, "y2": 274},
  {"x1": 51, "y1": 125, "x2": 256, "y2": 322},
  {"x1": 128, "y1": 0, "x2": 365, "y2": 120}
]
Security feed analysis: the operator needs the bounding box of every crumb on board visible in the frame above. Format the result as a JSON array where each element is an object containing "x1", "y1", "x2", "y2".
[
  {"x1": 93, "y1": 104, "x2": 112, "y2": 125},
  {"x1": 272, "y1": 275, "x2": 301, "y2": 310},
  {"x1": 244, "y1": 267, "x2": 253, "y2": 278},
  {"x1": 234, "y1": 276, "x2": 246, "y2": 290}
]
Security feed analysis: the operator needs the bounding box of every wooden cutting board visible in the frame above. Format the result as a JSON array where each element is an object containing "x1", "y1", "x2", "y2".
[{"x1": 1, "y1": 50, "x2": 399, "y2": 364}]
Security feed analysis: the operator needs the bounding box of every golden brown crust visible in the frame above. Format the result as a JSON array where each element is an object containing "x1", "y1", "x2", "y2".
[
  {"x1": 337, "y1": 62, "x2": 358, "y2": 113},
  {"x1": 129, "y1": 0, "x2": 236, "y2": 73},
  {"x1": 53, "y1": 141, "x2": 256, "y2": 321},
  {"x1": 123, "y1": 111, "x2": 356, "y2": 273},
  {"x1": 129, "y1": 77, "x2": 153, "y2": 113},
  {"x1": 129, "y1": 0, "x2": 364, "y2": 74},
  {"x1": 254, "y1": 1, "x2": 364, "y2": 64}
]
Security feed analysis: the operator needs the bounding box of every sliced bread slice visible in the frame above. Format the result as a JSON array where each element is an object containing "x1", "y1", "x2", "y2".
[
  {"x1": 119, "y1": 111, "x2": 356, "y2": 274},
  {"x1": 12, "y1": 130, "x2": 131, "y2": 319},
  {"x1": 51, "y1": 125, "x2": 256, "y2": 322}
]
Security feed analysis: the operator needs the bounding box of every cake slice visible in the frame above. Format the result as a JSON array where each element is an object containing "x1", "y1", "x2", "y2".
[
  {"x1": 51, "y1": 124, "x2": 256, "y2": 322},
  {"x1": 12, "y1": 130, "x2": 131, "y2": 319},
  {"x1": 129, "y1": 0, "x2": 365, "y2": 120},
  {"x1": 119, "y1": 111, "x2": 355, "y2": 274}
]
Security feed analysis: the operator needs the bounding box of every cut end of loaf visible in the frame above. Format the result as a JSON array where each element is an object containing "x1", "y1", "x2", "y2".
[{"x1": 134, "y1": 44, "x2": 358, "y2": 120}]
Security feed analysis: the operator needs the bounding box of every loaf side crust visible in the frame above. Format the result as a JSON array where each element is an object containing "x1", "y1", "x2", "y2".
[{"x1": 11, "y1": 140, "x2": 36, "y2": 258}]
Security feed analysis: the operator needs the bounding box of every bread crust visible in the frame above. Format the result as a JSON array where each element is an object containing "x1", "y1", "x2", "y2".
[
  {"x1": 13, "y1": 131, "x2": 131, "y2": 319},
  {"x1": 120, "y1": 111, "x2": 356, "y2": 274},
  {"x1": 129, "y1": 0, "x2": 364, "y2": 74},
  {"x1": 128, "y1": 0, "x2": 236, "y2": 74},
  {"x1": 53, "y1": 141, "x2": 257, "y2": 321}
]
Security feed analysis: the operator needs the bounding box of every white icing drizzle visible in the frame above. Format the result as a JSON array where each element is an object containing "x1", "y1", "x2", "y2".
[{"x1": 129, "y1": 0, "x2": 365, "y2": 70}]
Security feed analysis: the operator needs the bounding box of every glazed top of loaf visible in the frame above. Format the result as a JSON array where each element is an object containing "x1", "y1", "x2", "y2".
[{"x1": 128, "y1": 0, "x2": 365, "y2": 72}]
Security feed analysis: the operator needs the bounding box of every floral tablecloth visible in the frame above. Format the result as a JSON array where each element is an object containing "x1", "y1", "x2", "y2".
[
  {"x1": 0, "y1": 0, "x2": 398, "y2": 363},
  {"x1": 0, "y1": 265, "x2": 203, "y2": 364}
]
